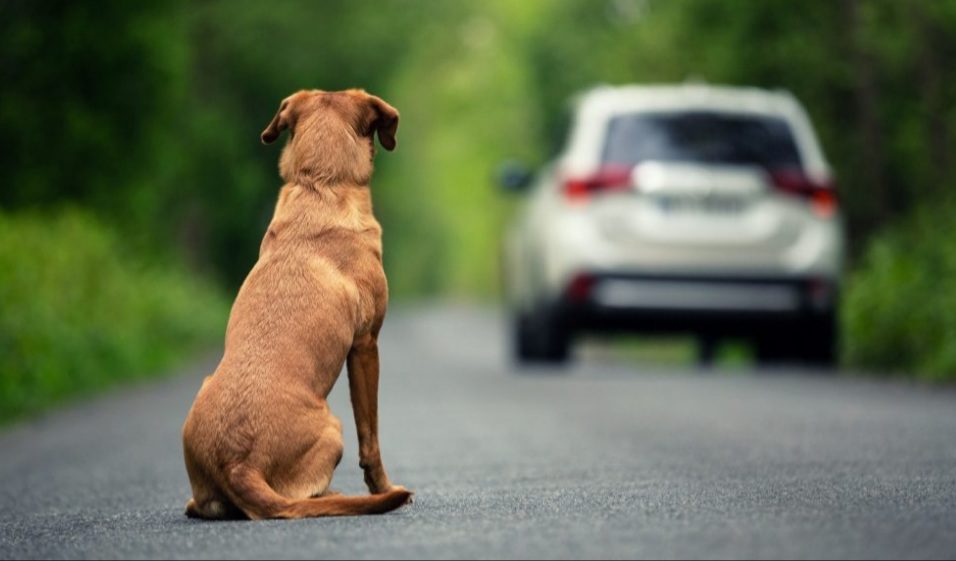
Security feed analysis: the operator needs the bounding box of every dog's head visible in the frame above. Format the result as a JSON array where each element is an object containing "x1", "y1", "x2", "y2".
[{"x1": 261, "y1": 89, "x2": 399, "y2": 185}]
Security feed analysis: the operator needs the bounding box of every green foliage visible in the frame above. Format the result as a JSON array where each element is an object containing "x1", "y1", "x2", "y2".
[
  {"x1": 843, "y1": 202, "x2": 956, "y2": 381},
  {"x1": 0, "y1": 0, "x2": 189, "y2": 212},
  {"x1": 379, "y1": 3, "x2": 543, "y2": 297},
  {"x1": 0, "y1": 210, "x2": 228, "y2": 421}
]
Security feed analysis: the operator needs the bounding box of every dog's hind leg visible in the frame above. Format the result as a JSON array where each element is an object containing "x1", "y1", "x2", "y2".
[
  {"x1": 184, "y1": 442, "x2": 243, "y2": 520},
  {"x1": 274, "y1": 411, "x2": 345, "y2": 501},
  {"x1": 185, "y1": 498, "x2": 201, "y2": 518},
  {"x1": 185, "y1": 477, "x2": 242, "y2": 520},
  {"x1": 184, "y1": 469, "x2": 242, "y2": 520},
  {"x1": 186, "y1": 496, "x2": 240, "y2": 520}
]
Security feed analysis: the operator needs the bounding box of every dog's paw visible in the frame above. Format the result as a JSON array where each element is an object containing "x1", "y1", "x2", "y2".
[
  {"x1": 185, "y1": 498, "x2": 199, "y2": 518},
  {"x1": 382, "y1": 485, "x2": 414, "y2": 506},
  {"x1": 395, "y1": 486, "x2": 414, "y2": 505}
]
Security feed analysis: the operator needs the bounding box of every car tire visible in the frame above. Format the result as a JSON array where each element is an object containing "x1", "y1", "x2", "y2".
[
  {"x1": 754, "y1": 334, "x2": 790, "y2": 365},
  {"x1": 512, "y1": 306, "x2": 571, "y2": 366},
  {"x1": 754, "y1": 313, "x2": 837, "y2": 369},
  {"x1": 803, "y1": 313, "x2": 838, "y2": 368}
]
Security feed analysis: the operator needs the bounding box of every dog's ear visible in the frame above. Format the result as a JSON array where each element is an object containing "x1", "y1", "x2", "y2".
[
  {"x1": 365, "y1": 94, "x2": 399, "y2": 151},
  {"x1": 261, "y1": 98, "x2": 294, "y2": 145}
]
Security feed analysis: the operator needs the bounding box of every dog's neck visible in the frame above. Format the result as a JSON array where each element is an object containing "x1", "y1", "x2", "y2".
[
  {"x1": 270, "y1": 181, "x2": 378, "y2": 236},
  {"x1": 278, "y1": 122, "x2": 375, "y2": 188},
  {"x1": 281, "y1": 164, "x2": 373, "y2": 190}
]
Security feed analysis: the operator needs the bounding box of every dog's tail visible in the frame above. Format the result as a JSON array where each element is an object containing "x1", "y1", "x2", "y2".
[{"x1": 225, "y1": 465, "x2": 412, "y2": 520}]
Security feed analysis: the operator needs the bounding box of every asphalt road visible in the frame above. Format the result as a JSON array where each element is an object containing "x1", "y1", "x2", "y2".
[{"x1": 1, "y1": 305, "x2": 955, "y2": 560}]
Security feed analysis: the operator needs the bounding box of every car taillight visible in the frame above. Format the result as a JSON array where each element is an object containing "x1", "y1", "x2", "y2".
[
  {"x1": 566, "y1": 273, "x2": 596, "y2": 303},
  {"x1": 563, "y1": 165, "x2": 634, "y2": 202},
  {"x1": 769, "y1": 169, "x2": 838, "y2": 218}
]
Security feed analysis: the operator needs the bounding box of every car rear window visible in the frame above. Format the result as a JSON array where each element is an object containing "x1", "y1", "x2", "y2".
[{"x1": 602, "y1": 111, "x2": 803, "y2": 169}]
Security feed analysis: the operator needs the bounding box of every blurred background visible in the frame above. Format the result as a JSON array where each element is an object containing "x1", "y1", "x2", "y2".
[{"x1": 2, "y1": 0, "x2": 956, "y2": 422}]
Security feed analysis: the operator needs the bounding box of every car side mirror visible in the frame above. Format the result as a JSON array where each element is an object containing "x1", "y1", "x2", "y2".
[{"x1": 497, "y1": 161, "x2": 533, "y2": 193}]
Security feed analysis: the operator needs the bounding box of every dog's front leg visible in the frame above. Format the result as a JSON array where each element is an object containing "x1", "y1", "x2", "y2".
[{"x1": 347, "y1": 334, "x2": 395, "y2": 494}]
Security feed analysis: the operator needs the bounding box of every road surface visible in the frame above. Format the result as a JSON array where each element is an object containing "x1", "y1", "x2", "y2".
[{"x1": 1, "y1": 306, "x2": 955, "y2": 559}]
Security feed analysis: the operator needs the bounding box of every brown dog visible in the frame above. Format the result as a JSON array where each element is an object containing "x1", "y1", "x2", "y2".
[{"x1": 181, "y1": 89, "x2": 411, "y2": 520}]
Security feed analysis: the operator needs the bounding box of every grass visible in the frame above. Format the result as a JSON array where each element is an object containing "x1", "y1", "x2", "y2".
[
  {"x1": 0, "y1": 209, "x2": 229, "y2": 423},
  {"x1": 842, "y1": 201, "x2": 956, "y2": 382},
  {"x1": 582, "y1": 335, "x2": 754, "y2": 370}
]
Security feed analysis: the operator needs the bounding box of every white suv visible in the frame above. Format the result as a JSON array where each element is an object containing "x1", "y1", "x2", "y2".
[{"x1": 501, "y1": 84, "x2": 845, "y2": 366}]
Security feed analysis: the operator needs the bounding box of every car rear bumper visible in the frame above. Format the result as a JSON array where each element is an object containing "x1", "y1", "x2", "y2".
[{"x1": 557, "y1": 273, "x2": 837, "y2": 336}]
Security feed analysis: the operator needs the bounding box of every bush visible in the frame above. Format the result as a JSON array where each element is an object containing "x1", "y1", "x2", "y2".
[
  {"x1": 842, "y1": 202, "x2": 956, "y2": 382},
  {"x1": 0, "y1": 210, "x2": 228, "y2": 422}
]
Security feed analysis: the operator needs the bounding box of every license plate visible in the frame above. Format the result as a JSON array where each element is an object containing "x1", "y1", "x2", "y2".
[{"x1": 656, "y1": 195, "x2": 746, "y2": 214}]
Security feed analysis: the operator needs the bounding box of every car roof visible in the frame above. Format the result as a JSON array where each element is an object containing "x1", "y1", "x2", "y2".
[
  {"x1": 562, "y1": 83, "x2": 831, "y2": 177},
  {"x1": 575, "y1": 83, "x2": 800, "y2": 117}
]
